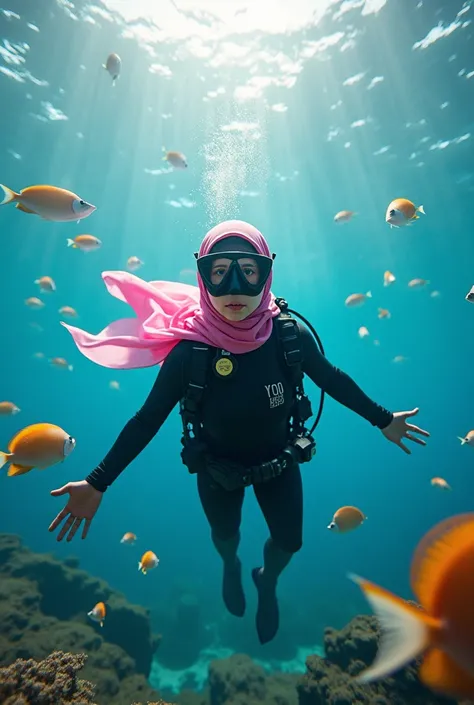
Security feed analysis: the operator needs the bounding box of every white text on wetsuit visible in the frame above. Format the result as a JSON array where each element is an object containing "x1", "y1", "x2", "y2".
[{"x1": 265, "y1": 382, "x2": 285, "y2": 409}]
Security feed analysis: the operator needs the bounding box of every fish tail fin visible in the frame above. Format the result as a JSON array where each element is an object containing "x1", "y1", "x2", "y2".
[
  {"x1": 66, "y1": 239, "x2": 76, "y2": 248},
  {"x1": 0, "y1": 452, "x2": 11, "y2": 469},
  {"x1": 348, "y1": 573, "x2": 439, "y2": 683},
  {"x1": 138, "y1": 561, "x2": 142, "y2": 572},
  {"x1": 0, "y1": 184, "x2": 18, "y2": 206},
  {"x1": 458, "y1": 436, "x2": 466, "y2": 445},
  {"x1": 417, "y1": 205, "x2": 425, "y2": 215},
  {"x1": 366, "y1": 291, "x2": 372, "y2": 298}
]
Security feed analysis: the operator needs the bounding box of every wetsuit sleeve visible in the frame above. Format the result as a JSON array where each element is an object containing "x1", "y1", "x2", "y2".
[
  {"x1": 298, "y1": 323, "x2": 393, "y2": 429},
  {"x1": 86, "y1": 342, "x2": 189, "y2": 492}
]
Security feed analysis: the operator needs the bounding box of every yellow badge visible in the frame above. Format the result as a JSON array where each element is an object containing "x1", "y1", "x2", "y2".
[{"x1": 215, "y1": 357, "x2": 233, "y2": 377}]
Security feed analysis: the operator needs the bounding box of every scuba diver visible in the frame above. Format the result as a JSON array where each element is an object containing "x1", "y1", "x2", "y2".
[{"x1": 48, "y1": 220, "x2": 429, "y2": 645}]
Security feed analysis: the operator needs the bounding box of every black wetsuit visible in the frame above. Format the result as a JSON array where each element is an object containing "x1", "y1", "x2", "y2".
[{"x1": 87, "y1": 320, "x2": 392, "y2": 553}]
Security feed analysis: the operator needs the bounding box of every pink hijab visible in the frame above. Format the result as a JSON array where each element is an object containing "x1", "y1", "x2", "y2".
[{"x1": 61, "y1": 220, "x2": 281, "y2": 369}]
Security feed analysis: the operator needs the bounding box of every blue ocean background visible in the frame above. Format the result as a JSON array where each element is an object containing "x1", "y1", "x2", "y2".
[{"x1": 1, "y1": 0, "x2": 473, "y2": 694}]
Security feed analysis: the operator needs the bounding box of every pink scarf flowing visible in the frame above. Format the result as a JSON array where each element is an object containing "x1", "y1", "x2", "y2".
[{"x1": 61, "y1": 220, "x2": 281, "y2": 369}]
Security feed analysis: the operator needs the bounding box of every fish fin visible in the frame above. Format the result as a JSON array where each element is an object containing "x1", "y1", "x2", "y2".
[
  {"x1": 138, "y1": 562, "x2": 142, "y2": 571},
  {"x1": 348, "y1": 573, "x2": 438, "y2": 683},
  {"x1": 8, "y1": 464, "x2": 34, "y2": 477},
  {"x1": 366, "y1": 291, "x2": 372, "y2": 298},
  {"x1": 413, "y1": 214, "x2": 419, "y2": 220},
  {"x1": 458, "y1": 436, "x2": 466, "y2": 445},
  {"x1": 100, "y1": 620, "x2": 104, "y2": 627},
  {"x1": 420, "y1": 649, "x2": 474, "y2": 699},
  {"x1": 410, "y1": 513, "x2": 474, "y2": 612},
  {"x1": 417, "y1": 205, "x2": 425, "y2": 215},
  {"x1": 15, "y1": 203, "x2": 37, "y2": 214},
  {"x1": 0, "y1": 452, "x2": 12, "y2": 469},
  {"x1": 66, "y1": 239, "x2": 77, "y2": 248},
  {"x1": 0, "y1": 184, "x2": 18, "y2": 205}
]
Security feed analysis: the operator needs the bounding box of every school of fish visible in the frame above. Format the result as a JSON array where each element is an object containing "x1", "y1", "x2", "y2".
[{"x1": 1, "y1": 50, "x2": 473, "y2": 701}]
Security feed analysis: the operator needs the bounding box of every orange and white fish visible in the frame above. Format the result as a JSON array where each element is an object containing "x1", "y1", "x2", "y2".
[
  {"x1": 328, "y1": 506, "x2": 366, "y2": 533},
  {"x1": 345, "y1": 292, "x2": 372, "y2": 307},
  {"x1": 25, "y1": 297, "x2": 44, "y2": 309},
  {"x1": 334, "y1": 210, "x2": 356, "y2": 223},
  {"x1": 35, "y1": 276, "x2": 56, "y2": 293},
  {"x1": 0, "y1": 184, "x2": 96, "y2": 222},
  {"x1": 350, "y1": 513, "x2": 474, "y2": 700},
  {"x1": 138, "y1": 550, "x2": 159, "y2": 575},
  {"x1": 408, "y1": 278, "x2": 429, "y2": 288},
  {"x1": 0, "y1": 401, "x2": 20, "y2": 416},
  {"x1": 59, "y1": 306, "x2": 78, "y2": 318},
  {"x1": 458, "y1": 430, "x2": 474, "y2": 447},
  {"x1": 126, "y1": 256, "x2": 143, "y2": 272},
  {"x1": 50, "y1": 357, "x2": 73, "y2": 372},
  {"x1": 0, "y1": 423, "x2": 75, "y2": 476},
  {"x1": 66, "y1": 235, "x2": 102, "y2": 252},
  {"x1": 358, "y1": 326, "x2": 370, "y2": 339},
  {"x1": 121, "y1": 532, "x2": 137, "y2": 545},
  {"x1": 378, "y1": 307, "x2": 391, "y2": 320},
  {"x1": 385, "y1": 198, "x2": 425, "y2": 228},
  {"x1": 383, "y1": 270, "x2": 396, "y2": 286},
  {"x1": 109, "y1": 380, "x2": 120, "y2": 391},
  {"x1": 87, "y1": 601, "x2": 106, "y2": 627},
  {"x1": 162, "y1": 148, "x2": 187, "y2": 169},
  {"x1": 103, "y1": 53, "x2": 121, "y2": 83},
  {"x1": 431, "y1": 477, "x2": 451, "y2": 491}
]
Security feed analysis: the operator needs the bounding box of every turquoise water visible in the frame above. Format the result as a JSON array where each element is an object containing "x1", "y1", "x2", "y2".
[{"x1": 1, "y1": 0, "x2": 474, "y2": 693}]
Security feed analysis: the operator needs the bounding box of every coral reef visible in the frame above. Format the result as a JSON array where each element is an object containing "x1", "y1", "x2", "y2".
[
  {"x1": 0, "y1": 533, "x2": 162, "y2": 705},
  {"x1": 0, "y1": 650, "x2": 96, "y2": 704},
  {"x1": 298, "y1": 614, "x2": 459, "y2": 705},
  {"x1": 0, "y1": 649, "x2": 175, "y2": 705}
]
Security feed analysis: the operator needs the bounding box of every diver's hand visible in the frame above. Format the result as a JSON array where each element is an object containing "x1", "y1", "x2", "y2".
[
  {"x1": 48, "y1": 480, "x2": 103, "y2": 542},
  {"x1": 381, "y1": 408, "x2": 430, "y2": 455}
]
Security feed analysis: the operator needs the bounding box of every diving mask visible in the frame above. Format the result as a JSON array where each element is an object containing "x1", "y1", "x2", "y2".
[{"x1": 195, "y1": 250, "x2": 275, "y2": 297}]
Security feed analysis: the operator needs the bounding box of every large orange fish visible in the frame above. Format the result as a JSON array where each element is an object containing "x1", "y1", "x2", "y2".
[
  {"x1": 350, "y1": 513, "x2": 474, "y2": 700},
  {"x1": 0, "y1": 184, "x2": 95, "y2": 222},
  {"x1": 0, "y1": 423, "x2": 76, "y2": 476}
]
